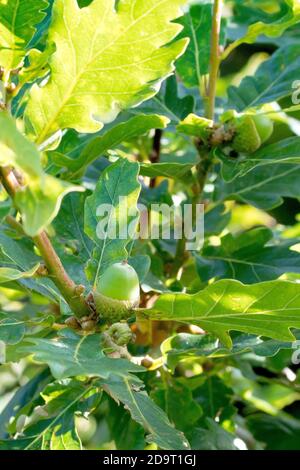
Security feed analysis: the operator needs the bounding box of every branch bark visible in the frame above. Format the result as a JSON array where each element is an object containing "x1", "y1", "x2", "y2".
[
  {"x1": 0, "y1": 166, "x2": 91, "y2": 318},
  {"x1": 207, "y1": 0, "x2": 223, "y2": 120},
  {"x1": 149, "y1": 129, "x2": 162, "y2": 188},
  {"x1": 196, "y1": 0, "x2": 224, "y2": 195},
  {"x1": 173, "y1": 1, "x2": 224, "y2": 277},
  {"x1": 196, "y1": 0, "x2": 223, "y2": 199}
]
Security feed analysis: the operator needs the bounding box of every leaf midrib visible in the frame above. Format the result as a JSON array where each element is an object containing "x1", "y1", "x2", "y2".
[
  {"x1": 35, "y1": 0, "x2": 174, "y2": 144},
  {"x1": 201, "y1": 253, "x2": 299, "y2": 271},
  {"x1": 25, "y1": 386, "x2": 92, "y2": 450},
  {"x1": 229, "y1": 166, "x2": 297, "y2": 197},
  {"x1": 159, "y1": 306, "x2": 300, "y2": 320}
]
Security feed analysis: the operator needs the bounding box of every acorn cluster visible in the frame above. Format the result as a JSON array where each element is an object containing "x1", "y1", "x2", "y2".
[
  {"x1": 225, "y1": 111, "x2": 274, "y2": 154},
  {"x1": 197, "y1": 109, "x2": 274, "y2": 155}
]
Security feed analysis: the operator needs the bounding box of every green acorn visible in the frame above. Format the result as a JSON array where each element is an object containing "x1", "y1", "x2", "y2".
[
  {"x1": 107, "y1": 322, "x2": 134, "y2": 346},
  {"x1": 232, "y1": 114, "x2": 262, "y2": 154},
  {"x1": 93, "y1": 261, "x2": 140, "y2": 324},
  {"x1": 232, "y1": 113, "x2": 274, "y2": 154}
]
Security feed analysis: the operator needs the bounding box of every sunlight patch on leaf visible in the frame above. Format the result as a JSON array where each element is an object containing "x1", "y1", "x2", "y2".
[
  {"x1": 222, "y1": 0, "x2": 300, "y2": 61},
  {"x1": 0, "y1": 0, "x2": 48, "y2": 71},
  {"x1": 0, "y1": 113, "x2": 83, "y2": 236},
  {"x1": 25, "y1": 0, "x2": 189, "y2": 145},
  {"x1": 144, "y1": 279, "x2": 300, "y2": 348}
]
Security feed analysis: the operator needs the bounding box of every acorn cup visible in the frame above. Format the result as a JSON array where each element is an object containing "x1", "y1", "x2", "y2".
[{"x1": 93, "y1": 261, "x2": 140, "y2": 324}]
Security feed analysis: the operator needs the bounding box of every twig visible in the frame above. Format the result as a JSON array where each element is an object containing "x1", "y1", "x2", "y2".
[
  {"x1": 196, "y1": 0, "x2": 224, "y2": 194},
  {"x1": 196, "y1": 145, "x2": 212, "y2": 197},
  {"x1": 0, "y1": 166, "x2": 91, "y2": 318},
  {"x1": 149, "y1": 129, "x2": 162, "y2": 188},
  {"x1": 173, "y1": 1, "x2": 223, "y2": 275},
  {"x1": 207, "y1": 0, "x2": 223, "y2": 120}
]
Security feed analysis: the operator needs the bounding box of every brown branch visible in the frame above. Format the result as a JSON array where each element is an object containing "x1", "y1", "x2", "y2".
[
  {"x1": 149, "y1": 129, "x2": 162, "y2": 188},
  {"x1": 0, "y1": 166, "x2": 91, "y2": 318}
]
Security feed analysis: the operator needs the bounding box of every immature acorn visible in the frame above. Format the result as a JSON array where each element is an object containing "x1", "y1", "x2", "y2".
[
  {"x1": 107, "y1": 322, "x2": 134, "y2": 346},
  {"x1": 93, "y1": 261, "x2": 140, "y2": 323},
  {"x1": 232, "y1": 113, "x2": 274, "y2": 154}
]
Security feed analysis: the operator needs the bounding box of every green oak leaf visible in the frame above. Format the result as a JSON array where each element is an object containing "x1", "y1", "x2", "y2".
[
  {"x1": 177, "y1": 114, "x2": 213, "y2": 141},
  {"x1": 232, "y1": 370, "x2": 300, "y2": 415},
  {"x1": 54, "y1": 114, "x2": 169, "y2": 177},
  {"x1": 204, "y1": 204, "x2": 231, "y2": 237},
  {"x1": 135, "y1": 75, "x2": 194, "y2": 123},
  {"x1": 0, "y1": 369, "x2": 52, "y2": 439},
  {"x1": 53, "y1": 192, "x2": 92, "y2": 259},
  {"x1": 0, "y1": 232, "x2": 60, "y2": 301},
  {"x1": 21, "y1": 329, "x2": 143, "y2": 379},
  {"x1": 196, "y1": 227, "x2": 300, "y2": 283},
  {"x1": 0, "y1": 113, "x2": 83, "y2": 236},
  {"x1": 0, "y1": 380, "x2": 93, "y2": 450},
  {"x1": 217, "y1": 137, "x2": 300, "y2": 182},
  {"x1": 18, "y1": 331, "x2": 189, "y2": 449},
  {"x1": 52, "y1": 192, "x2": 92, "y2": 285},
  {"x1": 18, "y1": 47, "x2": 53, "y2": 86},
  {"x1": 0, "y1": 200, "x2": 11, "y2": 221},
  {"x1": 143, "y1": 279, "x2": 300, "y2": 348},
  {"x1": 128, "y1": 255, "x2": 151, "y2": 282},
  {"x1": 0, "y1": 231, "x2": 40, "y2": 273},
  {"x1": 0, "y1": 0, "x2": 48, "y2": 72},
  {"x1": 139, "y1": 180, "x2": 172, "y2": 208},
  {"x1": 0, "y1": 312, "x2": 54, "y2": 345},
  {"x1": 161, "y1": 331, "x2": 300, "y2": 373},
  {"x1": 25, "y1": 0, "x2": 189, "y2": 145},
  {"x1": 140, "y1": 162, "x2": 195, "y2": 180},
  {"x1": 151, "y1": 379, "x2": 203, "y2": 433},
  {"x1": 100, "y1": 375, "x2": 190, "y2": 450},
  {"x1": 215, "y1": 162, "x2": 300, "y2": 210},
  {"x1": 229, "y1": 0, "x2": 298, "y2": 29},
  {"x1": 0, "y1": 263, "x2": 39, "y2": 284},
  {"x1": 227, "y1": 45, "x2": 300, "y2": 111},
  {"x1": 0, "y1": 315, "x2": 26, "y2": 345},
  {"x1": 36, "y1": 381, "x2": 85, "y2": 450},
  {"x1": 107, "y1": 398, "x2": 145, "y2": 450},
  {"x1": 176, "y1": 2, "x2": 227, "y2": 89},
  {"x1": 189, "y1": 419, "x2": 238, "y2": 450},
  {"x1": 222, "y1": 0, "x2": 300, "y2": 61},
  {"x1": 193, "y1": 376, "x2": 234, "y2": 421},
  {"x1": 84, "y1": 159, "x2": 141, "y2": 284},
  {"x1": 247, "y1": 414, "x2": 300, "y2": 450}
]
